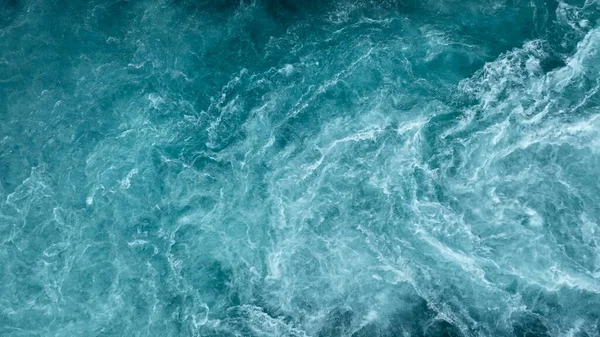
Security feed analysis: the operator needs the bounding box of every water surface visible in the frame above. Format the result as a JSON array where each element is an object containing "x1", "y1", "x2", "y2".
[{"x1": 1, "y1": 0, "x2": 600, "y2": 336}]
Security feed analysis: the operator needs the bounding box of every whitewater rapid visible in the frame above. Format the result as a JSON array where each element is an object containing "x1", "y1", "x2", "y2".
[{"x1": 1, "y1": 0, "x2": 599, "y2": 336}]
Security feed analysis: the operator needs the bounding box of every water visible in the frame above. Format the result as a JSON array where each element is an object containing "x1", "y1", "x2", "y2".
[{"x1": 1, "y1": 0, "x2": 600, "y2": 336}]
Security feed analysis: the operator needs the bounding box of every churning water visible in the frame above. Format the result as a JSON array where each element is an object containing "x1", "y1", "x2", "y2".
[{"x1": 1, "y1": 0, "x2": 600, "y2": 336}]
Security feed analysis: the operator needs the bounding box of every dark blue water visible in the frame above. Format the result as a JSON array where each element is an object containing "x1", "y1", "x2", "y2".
[{"x1": 1, "y1": 1, "x2": 600, "y2": 336}]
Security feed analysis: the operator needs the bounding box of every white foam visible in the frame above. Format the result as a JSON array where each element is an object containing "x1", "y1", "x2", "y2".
[
  {"x1": 119, "y1": 168, "x2": 138, "y2": 189},
  {"x1": 278, "y1": 64, "x2": 295, "y2": 76}
]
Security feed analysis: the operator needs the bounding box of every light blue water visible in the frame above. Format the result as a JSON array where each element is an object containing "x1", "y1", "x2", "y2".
[{"x1": 1, "y1": 0, "x2": 600, "y2": 336}]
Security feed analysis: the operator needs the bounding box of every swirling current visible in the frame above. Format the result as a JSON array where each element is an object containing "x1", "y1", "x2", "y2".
[{"x1": 2, "y1": 0, "x2": 600, "y2": 336}]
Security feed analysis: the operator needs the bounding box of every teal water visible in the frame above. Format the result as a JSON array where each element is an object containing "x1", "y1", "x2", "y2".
[{"x1": 1, "y1": 0, "x2": 600, "y2": 336}]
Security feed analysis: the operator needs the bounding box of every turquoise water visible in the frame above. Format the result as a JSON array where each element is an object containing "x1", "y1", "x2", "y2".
[{"x1": 1, "y1": 0, "x2": 600, "y2": 336}]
